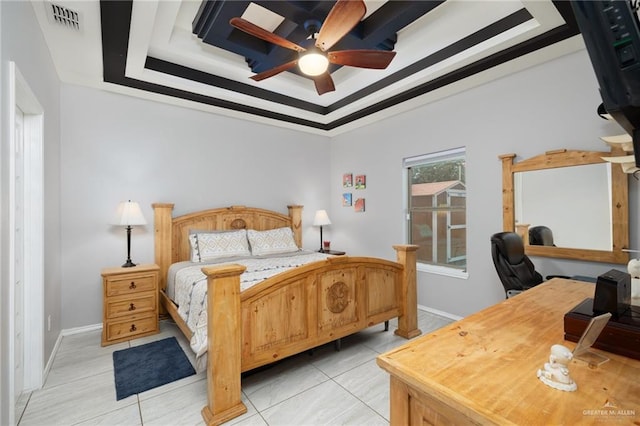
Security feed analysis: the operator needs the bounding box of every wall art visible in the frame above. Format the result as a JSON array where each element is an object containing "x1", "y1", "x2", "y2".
[{"x1": 343, "y1": 173, "x2": 353, "y2": 188}]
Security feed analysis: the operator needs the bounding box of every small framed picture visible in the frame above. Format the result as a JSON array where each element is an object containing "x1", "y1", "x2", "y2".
[
  {"x1": 343, "y1": 173, "x2": 353, "y2": 188},
  {"x1": 342, "y1": 193, "x2": 352, "y2": 207},
  {"x1": 355, "y1": 175, "x2": 366, "y2": 189},
  {"x1": 354, "y1": 198, "x2": 365, "y2": 212}
]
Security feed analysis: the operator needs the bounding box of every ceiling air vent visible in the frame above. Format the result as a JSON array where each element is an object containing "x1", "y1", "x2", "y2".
[{"x1": 46, "y1": 2, "x2": 81, "y2": 31}]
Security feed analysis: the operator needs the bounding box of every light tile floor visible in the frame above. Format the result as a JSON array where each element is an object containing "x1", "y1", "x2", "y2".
[{"x1": 17, "y1": 310, "x2": 453, "y2": 426}]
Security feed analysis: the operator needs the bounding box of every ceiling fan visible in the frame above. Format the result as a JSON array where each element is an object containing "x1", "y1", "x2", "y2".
[{"x1": 229, "y1": 0, "x2": 396, "y2": 95}]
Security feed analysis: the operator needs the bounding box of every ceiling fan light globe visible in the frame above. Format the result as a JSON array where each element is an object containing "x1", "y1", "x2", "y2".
[{"x1": 298, "y1": 52, "x2": 329, "y2": 76}]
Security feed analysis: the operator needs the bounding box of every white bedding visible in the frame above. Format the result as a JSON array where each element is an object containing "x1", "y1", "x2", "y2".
[{"x1": 166, "y1": 250, "x2": 330, "y2": 369}]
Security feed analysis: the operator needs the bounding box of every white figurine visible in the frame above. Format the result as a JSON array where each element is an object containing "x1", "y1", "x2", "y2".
[
  {"x1": 536, "y1": 344, "x2": 577, "y2": 391},
  {"x1": 627, "y1": 258, "x2": 640, "y2": 299}
]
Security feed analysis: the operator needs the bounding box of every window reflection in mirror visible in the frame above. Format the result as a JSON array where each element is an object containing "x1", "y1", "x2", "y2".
[{"x1": 514, "y1": 163, "x2": 612, "y2": 251}]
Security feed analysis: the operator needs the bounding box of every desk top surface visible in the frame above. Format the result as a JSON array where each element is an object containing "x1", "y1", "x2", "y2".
[{"x1": 377, "y1": 279, "x2": 640, "y2": 425}]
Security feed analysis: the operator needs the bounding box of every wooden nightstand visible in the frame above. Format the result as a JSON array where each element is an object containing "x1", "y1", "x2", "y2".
[
  {"x1": 321, "y1": 250, "x2": 346, "y2": 256},
  {"x1": 101, "y1": 263, "x2": 160, "y2": 346}
]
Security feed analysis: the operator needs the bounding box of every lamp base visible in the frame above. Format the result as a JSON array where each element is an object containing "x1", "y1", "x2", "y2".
[{"x1": 122, "y1": 260, "x2": 137, "y2": 268}]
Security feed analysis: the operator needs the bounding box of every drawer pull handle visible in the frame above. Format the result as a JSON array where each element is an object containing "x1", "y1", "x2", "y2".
[
  {"x1": 130, "y1": 324, "x2": 137, "y2": 332},
  {"x1": 129, "y1": 281, "x2": 136, "y2": 290},
  {"x1": 128, "y1": 303, "x2": 136, "y2": 311}
]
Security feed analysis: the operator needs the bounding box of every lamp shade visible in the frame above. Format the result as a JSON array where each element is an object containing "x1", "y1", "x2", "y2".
[
  {"x1": 313, "y1": 210, "x2": 331, "y2": 226},
  {"x1": 113, "y1": 200, "x2": 147, "y2": 226},
  {"x1": 298, "y1": 48, "x2": 329, "y2": 76}
]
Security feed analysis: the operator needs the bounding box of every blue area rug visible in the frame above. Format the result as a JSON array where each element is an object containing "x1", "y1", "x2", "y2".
[{"x1": 113, "y1": 337, "x2": 195, "y2": 400}]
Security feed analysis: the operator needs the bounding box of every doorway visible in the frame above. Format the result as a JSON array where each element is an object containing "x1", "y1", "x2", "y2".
[{"x1": 8, "y1": 61, "x2": 45, "y2": 424}]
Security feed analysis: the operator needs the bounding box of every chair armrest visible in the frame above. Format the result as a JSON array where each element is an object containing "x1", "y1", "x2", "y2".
[{"x1": 545, "y1": 275, "x2": 571, "y2": 280}]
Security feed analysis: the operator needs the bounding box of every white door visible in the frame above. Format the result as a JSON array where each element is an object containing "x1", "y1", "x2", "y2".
[{"x1": 14, "y1": 106, "x2": 25, "y2": 401}]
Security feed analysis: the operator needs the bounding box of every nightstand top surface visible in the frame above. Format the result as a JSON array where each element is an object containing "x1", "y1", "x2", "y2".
[
  {"x1": 321, "y1": 250, "x2": 346, "y2": 255},
  {"x1": 101, "y1": 263, "x2": 160, "y2": 276}
]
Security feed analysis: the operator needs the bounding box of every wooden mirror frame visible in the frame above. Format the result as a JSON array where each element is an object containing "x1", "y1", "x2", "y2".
[{"x1": 499, "y1": 148, "x2": 629, "y2": 264}]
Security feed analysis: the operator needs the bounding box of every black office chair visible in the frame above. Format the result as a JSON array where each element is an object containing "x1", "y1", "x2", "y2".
[
  {"x1": 491, "y1": 232, "x2": 544, "y2": 298},
  {"x1": 529, "y1": 226, "x2": 556, "y2": 246}
]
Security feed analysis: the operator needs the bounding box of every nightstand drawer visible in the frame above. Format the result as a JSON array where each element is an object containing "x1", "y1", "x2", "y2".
[
  {"x1": 105, "y1": 274, "x2": 155, "y2": 297},
  {"x1": 104, "y1": 314, "x2": 157, "y2": 342},
  {"x1": 105, "y1": 292, "x2": 156, "y2": 319}
]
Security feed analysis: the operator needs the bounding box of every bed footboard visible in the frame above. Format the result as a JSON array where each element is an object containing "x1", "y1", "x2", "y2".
[{"x1": 201, "y1": 245, "x2": 419, "y2": 425}]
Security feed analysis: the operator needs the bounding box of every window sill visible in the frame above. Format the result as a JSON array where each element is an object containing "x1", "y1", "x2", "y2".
[{"x1": 417, "y1": 263, "x2": 468, "y2": 279}]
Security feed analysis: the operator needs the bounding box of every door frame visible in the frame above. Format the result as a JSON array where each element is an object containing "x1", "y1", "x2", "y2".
[{"x1": 8, "y1": 61, "x2": 44, "y2": 415}]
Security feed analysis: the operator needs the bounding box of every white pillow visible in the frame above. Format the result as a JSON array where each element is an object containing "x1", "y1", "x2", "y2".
[
  {"x1": 247, "y1": 227, "x2": 299, "y2": 256},
  {"x1": 188, "y1": 229, "x2": 222, "y2": 262},
  {"x1": 188, "y1": 233, "x2": 201, "y2": 262},
  {"x1": 197, "y1": 229, "x2": 251, "y2": 261}
]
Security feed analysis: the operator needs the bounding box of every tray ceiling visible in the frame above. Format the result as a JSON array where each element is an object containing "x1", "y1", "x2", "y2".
[{"x1": 32, "y1": 0, "x2": 583, "y2": 135}]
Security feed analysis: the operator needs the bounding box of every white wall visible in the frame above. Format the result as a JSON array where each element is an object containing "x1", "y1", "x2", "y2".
[
  {"x1": 329, "y1": 47, "x2": 640, "y2": 317},
  {"x1": 60, "y1": 85, "x2": 331, "y2": 328},
  {"x1": 1, "y1": 1, "x2": 62, "y2": 423}
]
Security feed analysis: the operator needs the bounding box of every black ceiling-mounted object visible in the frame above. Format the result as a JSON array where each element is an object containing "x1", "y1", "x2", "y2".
[{"x1": 571, "y1": 1, "x2": 640, "y2": 165}]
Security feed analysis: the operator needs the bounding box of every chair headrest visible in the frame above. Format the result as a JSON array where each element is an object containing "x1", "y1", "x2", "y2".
[
  {"x1": 491, "y1": 232, "x2": 525, "y2": 264},
  {"x1": 529, "y1": 226, "x2": 554, "y2": 246}
]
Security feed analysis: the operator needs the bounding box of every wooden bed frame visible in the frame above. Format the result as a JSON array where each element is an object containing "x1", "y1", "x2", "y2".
[{"x1": 153, "y1": 203, "x2": 421, "y2": 425}]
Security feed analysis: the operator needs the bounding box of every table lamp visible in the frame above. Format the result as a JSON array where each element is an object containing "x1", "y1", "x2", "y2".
[
  {"x1": 113, "y1": 200, "x2": 146, "y2": 267},
  {"x1": 313, "y1": 209, "x2": 331, "y2": 252}
]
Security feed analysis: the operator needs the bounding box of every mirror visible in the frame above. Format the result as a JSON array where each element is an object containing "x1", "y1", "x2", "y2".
[
  {"x1": 499, "y1": 149, "x2": 629, "y2": 264},
  {"x1": 515, "y1": 163, "x2": 612, "y2": 251}
]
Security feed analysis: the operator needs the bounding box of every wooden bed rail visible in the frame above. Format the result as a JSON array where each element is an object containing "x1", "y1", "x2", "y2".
[{"x1": 200, "y1": 244, "x2": 420, "y2": 425}]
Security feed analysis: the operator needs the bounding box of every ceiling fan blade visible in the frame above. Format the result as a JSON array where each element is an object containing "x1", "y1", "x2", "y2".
[
  {"x1": 316, "y1": 0, "x2": 366, "y2": 52},
  {"x1": 250, "y1": 60, "x2": 299, "y2": 81},
  {"x1": 230, "y1": 17, "x2": 305, "y2": 52},
  {"x1": 312, "y1": 73, "x2": 335, "y2": 95},
  {"x1": 328, "y1": 50, "x2": 396, "y2": 69}
]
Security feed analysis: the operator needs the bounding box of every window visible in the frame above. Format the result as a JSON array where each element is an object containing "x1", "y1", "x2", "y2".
[{"x1": 404, "y1": 147, "x2": 467, "y2": 274}]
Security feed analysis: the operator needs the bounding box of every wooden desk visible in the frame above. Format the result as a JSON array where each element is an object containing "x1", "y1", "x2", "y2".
[{"x1": 377, "y1": 279, "x2": 640, "y2": 425}]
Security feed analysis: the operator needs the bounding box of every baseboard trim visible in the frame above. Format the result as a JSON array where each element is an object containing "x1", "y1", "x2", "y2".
[
  {"x1": 42, "y1": 332, "x2": 63, "y2": 383},
  {"x1": 418, "y1": 304, "x2": 463, "y2": 321},
  {"x1": 61, "y1": 323, "x2": 103, "y2": 336},
  {"x1": 43, "y1": 323, "x2": 103, "y2": 384}
]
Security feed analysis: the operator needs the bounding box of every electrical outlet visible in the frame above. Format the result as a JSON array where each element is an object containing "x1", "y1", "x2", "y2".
[{"x1": 47, "y1": 315, "x2": 51, "y2": 331}]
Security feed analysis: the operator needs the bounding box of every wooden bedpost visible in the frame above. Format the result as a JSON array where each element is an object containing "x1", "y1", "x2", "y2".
[
  {"x1": 201, "y1": 264, "x2": 248, "y2": 426},
  {"x1": 499, "y1": 153, "x2": 516, "y2": 232},
  {"x1": 287, "y1": 205, "x2": 303, "y2": 248},
  {"x1": 393, "y1": 245, "x2": 422, "y2": 339},
  {"x1": 153, "y1": 203, "x2": 174, "y2": 299}
]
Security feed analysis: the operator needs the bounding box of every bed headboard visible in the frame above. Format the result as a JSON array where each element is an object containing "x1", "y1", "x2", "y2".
[{"x1": 152, "y1": 203, "x2": 303, "y2": 290}]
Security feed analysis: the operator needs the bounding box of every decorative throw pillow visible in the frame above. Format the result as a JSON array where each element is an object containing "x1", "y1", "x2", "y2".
[
  {"x1": 197, "y1": 229, "x2": 251, "y2": 261},
  {"x1": 188, "y1": 233, "x2": 201, "y2": 262},
  {"x1": 188, "y1": 229, "x2": 220, "y2": 262},
  {"x1": 247, "y1": 227, "x2": 299, "y2": 256}
]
